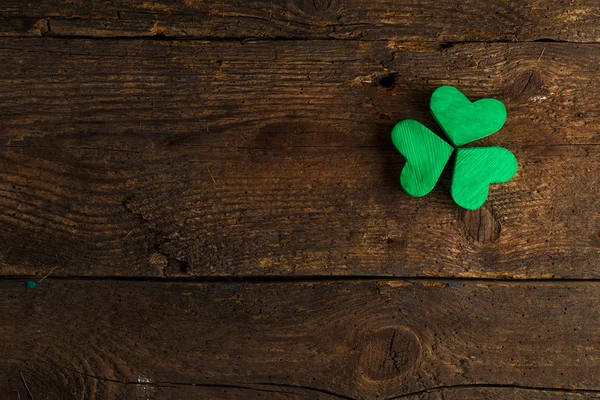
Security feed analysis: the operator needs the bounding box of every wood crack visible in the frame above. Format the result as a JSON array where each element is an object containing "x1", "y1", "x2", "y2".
[
  {"x1": 66, "y1": 367, "x2": 355, "y2": 399},
  {"x1": 388, "y1": 330, "x2": 402, "y2": 374},
  {"x1": 384, "y1": 383, "x2": 600, "y2": 399},
  {"x1": 60, "y1": 367, "x2": 600, "y2": 399},
  {"x1": 121, "y1": 196, "x2": 189, "y2": 276}
]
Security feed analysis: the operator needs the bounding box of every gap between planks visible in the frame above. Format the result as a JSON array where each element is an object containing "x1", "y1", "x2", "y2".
[
  {"x1": 3, "y1": 32, "x2": 600, "y2": 46},
  {"x1": 6, "y1": 275, "x2": 600, "y2": 284}
]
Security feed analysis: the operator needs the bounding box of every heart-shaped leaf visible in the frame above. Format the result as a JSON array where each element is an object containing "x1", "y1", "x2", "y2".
[
  {"x1": 451, "y1": 147, "x2": 518, "y2": 210},
  {"x1": 430, "y1": 86, "x2": 506, "y2": 147},
  {"x1": 391, "y1": 119, "x2": 454, "y2": 197}
]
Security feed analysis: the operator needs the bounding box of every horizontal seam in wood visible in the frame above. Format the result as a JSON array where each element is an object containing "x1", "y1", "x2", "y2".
[
  {"x1": 64, "y1": 366, "x2": 356, "y2": 399},
  {"x1": 385, "y1": 383, "x2": 600, "y2": 399},
  {"x1": 6, "y1": 276, "x2": 600, "y2": 284},
  {"x1": 1, "y1": 35, "x2": 600, "y2": 45},
  {"x1": 56, "y1": 366, "x2": 600, "y2": 398}
]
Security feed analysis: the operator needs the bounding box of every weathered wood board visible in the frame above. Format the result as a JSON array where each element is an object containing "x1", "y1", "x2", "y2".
[
  {"x1": 1, "y1": 39, "x2": 598, "y2": 278},
  {"x1": 3, "y1": 279, "x2": 600, "y2": 399},
  {"x1": 0, "y1": 0, "x2": 599, "y2": 42},
  {"x1": 1, "y1": 1, "x2": 599, "y2": 399}
]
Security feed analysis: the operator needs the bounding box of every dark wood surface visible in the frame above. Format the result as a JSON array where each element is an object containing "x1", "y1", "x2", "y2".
[
  {"x1": 1, "y1": 39, "x2": 598, "y2": 278},
  {"x1": 1, "y1": 1, "x2": 599, "y2": 399},
  {"x1": 4, "y1": 279, "x2": 600, "y2": 399},
  {"x1": 1, "y1": 0, "x2": 600, "y2": 42}
]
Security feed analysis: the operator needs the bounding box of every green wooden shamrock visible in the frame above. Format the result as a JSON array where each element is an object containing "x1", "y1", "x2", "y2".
[{"x1": 391, "y1": 86, "x2": 517, "y2": 210}]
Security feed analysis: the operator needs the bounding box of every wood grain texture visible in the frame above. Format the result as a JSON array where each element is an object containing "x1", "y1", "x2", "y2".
[
  {"x1": 3, "y1": 279, "x2": 600, "y2": 399},
  {"x1": 0, "y1": 0, "x2": 599, "y2": 42},
  {"x1": 0, "y1": 39, "x2": 598, "y2": 278}
]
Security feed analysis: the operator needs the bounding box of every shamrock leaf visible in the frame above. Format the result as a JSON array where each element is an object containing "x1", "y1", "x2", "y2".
[
  {"x1": 451, "y1": 147, "x2": 518, "y2": 210},
  {"x1": 391, "y1": 119, "x2": 454, "y2": 197},
  {"x1": 391, "y1": 86, "x2": 518, "y2": 210},
  {"x1": 430, "y1": 85, "x2": 507, "y2": 147}
]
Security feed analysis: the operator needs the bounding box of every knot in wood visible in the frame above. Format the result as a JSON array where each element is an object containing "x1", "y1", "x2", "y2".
[
  {"x1": 462, "y1": 207, "x2": 501, "y2": 243},
  {"x1": 313, "y1": 0, "x2": 332, "y2": 11},
  {"x1": 299, "y1": 0, "x2": 338, "y2": 15},
  {"x1": 357, "y1": 327, "x2": 421, "y2": 381},
  {"x1": 510, "y1": 69, "x2": 543, "y2": 99}
]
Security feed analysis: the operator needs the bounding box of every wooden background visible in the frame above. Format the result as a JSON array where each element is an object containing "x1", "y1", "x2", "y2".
[{"x1": 0, "y1": 1, "x2": 599, "y2": 399}]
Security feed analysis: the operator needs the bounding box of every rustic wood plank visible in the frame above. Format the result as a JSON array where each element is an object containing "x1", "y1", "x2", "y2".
[
  {"x1": 70, "y1": 385, "x2": 598, "y2": 399},
  {"x1": 0, "y1": 0, "x2": 599, "y2": 42},
  {"x1": 3, "y1": 279, "x2": 600, "y2": 399},
  {"x1": 0, "y1": 39, "x2": 598, "y2": 278}
]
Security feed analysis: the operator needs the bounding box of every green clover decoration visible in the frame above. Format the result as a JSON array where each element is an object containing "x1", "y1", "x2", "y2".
[{"x1": 391, "y1": 86, "x2": 518, "y2": 210}]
